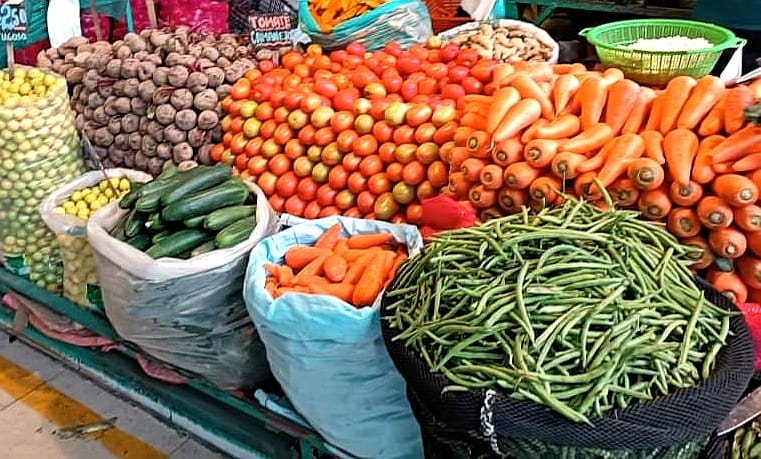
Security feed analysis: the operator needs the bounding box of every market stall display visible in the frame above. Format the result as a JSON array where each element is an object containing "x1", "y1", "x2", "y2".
[
  {"x1": 86, "y1": 165, "x2": 277, "y2": 389},
  {"x1": 244, "y1": 216, "x2": 424, "y2": 458},
  {"x1": 382, "y1": 193, "x2": 755, "y2": 456},
  {"x1": 0, "y1": 67, "x2": 85, "y2": 293},
  {"x1": 299, "y1": 0, "x2": 433, "y2": 51},
  {"x1": 36, "y1": 28, "x2": 261, "y2": 176},
  {"x1": 40, "y1": 169, "x2": 152, "y2": 310}
]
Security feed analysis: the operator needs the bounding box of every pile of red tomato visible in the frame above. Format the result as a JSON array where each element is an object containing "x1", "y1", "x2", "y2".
[{"x1": 210, "y1": 39, "x2": 494, "y2": 223}]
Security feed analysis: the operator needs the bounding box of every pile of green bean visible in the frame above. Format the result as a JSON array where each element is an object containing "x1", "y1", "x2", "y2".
[
  {"x1": 729, "y1": 417, "x2": 761, "y2": 458},
  {"x1": 384, "y1": 195, "x2": 735, "y2": 424}
]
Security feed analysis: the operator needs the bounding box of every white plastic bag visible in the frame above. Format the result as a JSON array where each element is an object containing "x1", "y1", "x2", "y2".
[
  {"x1": 47, "y1": 0, "x2": 82, "y2": 48},
  {"x1": 244, "y1": 216, "x2": 424, "y2": 458},
  {"x1": 39, "y1": 169, "x2": 152, "y2": 310},
  {"x1": 87, "y1": 182, "x2": 278, "y2": 389}
]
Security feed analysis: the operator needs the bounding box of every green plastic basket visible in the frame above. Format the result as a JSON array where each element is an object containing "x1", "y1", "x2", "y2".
[{"x1": 579, "y1": 19, "x2": 745, "y2": 86}]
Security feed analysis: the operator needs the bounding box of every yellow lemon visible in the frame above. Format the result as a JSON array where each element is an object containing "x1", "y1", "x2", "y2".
[
  {"x1": 71, "y1": 190, "x2": 83, "y2": 202},
  {"x1": 76, "y1": 209, "x2": 90, "y2": 219},
  {"x1": 119, "y1": 178, "x2": 131, "y2": 191}
]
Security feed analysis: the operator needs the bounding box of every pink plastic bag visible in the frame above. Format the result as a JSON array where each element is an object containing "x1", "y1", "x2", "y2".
[
  {"x1": 738, "y1": 302, "x2": 761, "y2": 371},
  {"x1": 159, "y1": 0, "x2": 228, "y2": 33},
  {"x1": 419, "y1": 196, "x2": 478, "y2": 239}
]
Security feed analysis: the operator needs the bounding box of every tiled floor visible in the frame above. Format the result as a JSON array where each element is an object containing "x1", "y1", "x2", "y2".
[{"x1": 0, "y1": 330, "x2": 228, "y2": 459}]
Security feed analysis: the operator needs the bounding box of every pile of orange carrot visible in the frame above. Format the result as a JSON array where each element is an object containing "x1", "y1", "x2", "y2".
[
  {"x1": 264, "y1": 223, "x2": 407, "y2": 307},
  {"x1": 445, "y1": 61, "x2": 761, "y2": 303}
]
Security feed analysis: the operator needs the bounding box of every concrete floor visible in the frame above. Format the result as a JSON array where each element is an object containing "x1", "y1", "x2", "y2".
[{"x1": 0, "y1": 330, "x2": 228, "y2": 459}]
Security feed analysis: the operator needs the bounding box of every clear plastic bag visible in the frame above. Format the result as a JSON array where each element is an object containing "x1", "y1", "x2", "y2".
[
  {"x1": 0, "y1": 66, "x2": 85, "y2": 292},
  {"x1": 244, "y1": 216, "x2": 425, "y2": 459},
  {"x1": 86, "y1": 182, "x2": 277, "y2": 389},
  {"x1": 39, "y1": 169, "x2": 152, "y2": 310},
  {"x1": 298, "y1": 0, "x2": 432, "y2": 51}
]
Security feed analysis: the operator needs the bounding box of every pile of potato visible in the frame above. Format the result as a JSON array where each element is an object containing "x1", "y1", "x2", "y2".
[
  {"x1": 0, "y1": 67, "x2": 84, "y2": 292},
  {"x1": 37, "y1": 27, "x2": 262, "y2": 176}
]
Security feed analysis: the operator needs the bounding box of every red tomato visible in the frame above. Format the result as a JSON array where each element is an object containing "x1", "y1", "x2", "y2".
[
  {"x1": 259, "y1": 119, "x2": 277, "y2": 139},
  {"x1": 257, "y1": 171, "x2": 278, "y2": 196},
  {"x1": 281, "y1": 51, "x2": 303, "y2": 70},
  {"x1": 255, "y1": 102, "x2": 275, "y2": 121},
  {"x1": 300, "y1": 92, "x2": 323, "y2": 113},
  {"x1": 352, "y1": 66, "x2": 379, "y2": 89},
  {"x1": 320, "y1": 142, "x2": 342, "y2": 166},
  {"x1": 405, "y1": 104, "x2": 433, "y2": 127},
  {"x1": 448, "y1": 65, "x2": 469, "y2": 84},
  {"x1": 330, "y1": 49, "x2": 347, "y2": 63},
  {"x1": 314, "y1": 127, "x2": 336, "y2": 147},
  {"x1": 258, "y1": 59, "x2": 275, "y2": 73},
  {"x1": 346, "y1": 42, "x2": 366, "y2": 56},
  {"x1": 405, "y1": 204, "x2": 424, "y2": 225},
  {"x1": 222, "y1": 132, "x2": 233, "y2": 148},
  {"x1": 416, "y1": 180, "x2": 438, "y2": 199},
  {"x1": 396, "y1": 56, "x2": 422, "y2": 75},
  {"x1": 381, "y1": 70, "x2": 403, "y2": 93},
  {"x1": 378, "y1": 142, "x2": 396, "y2": 164},
  {"x1": 368, "y1": 172, "x2": 392, "y2": 195},
  {"x1": 368, "y1": 98, "x2": 391, "y2": 121},
  {"x1": 335, "y1": 190, "x2": 357, "y2": 210},
  {"x1": 297, "y1": 178, "x2": 319, "y2": 201},
  {"x1": 268, "y1": 194, "x2": 286, "y2": 212},
  {"x1": 328, "y1": 165, "x2": 349, "y2": 189},
  {"x1": 441, "y1": 83, "x2": 466, "y2": 102},
  {"x1": 415, "y1": 142, "x2": 439, "y2": 165},
  {"x1": 273, "y1": 123, "x2": 294, "y2": 145},
  {"x1": 425, "y1": 62, "x2": 448, "y2": 80},
  {"x1": 372, "y1": 121, "x2": 394, "y2": 143},
  {"x1": 414, "y1": 123, "x2": 436, "y2": 143},
  {"x1": 384, "y1": 42, "x2": 403, "y2": 57},
  {"x1": 402, "y1": 161, "x2": 426, "y2": 185},
  {"x1": 230, "y1": 133, "x2": 248, "y2": 155},
  {"x1": 284, "y1": 195, "x2": 307, "y2": 216},
  {"x1": 273, "y1": 106, "x2": 289, "y2": 124},
  {"x1": 342, "y1": 152, "x2": 363, "y2": 172},
  {"x1": 313, "y1": 79, "x2": 338, "y2": 99},
  {"x1": 461, "y1": 76, "x2": 483, "y2": 95},
  {"x1": 344, "y1": 54, "x2": 364, "y2": 69},
  {"x1": 400, "y1": 79, "x2": 419, "y2": 101},
  {"x1": 298, "y1": 125, "x2": 316, "y2": 145},
  {"x1": 317, "y1": 184, "x2": 338, "y2": 206},
  {"x1": 348, "y1": 172, "x2": 368, "y2": 194},
  {"x1": 457, "y1": 49, "x2": 481, "y2": 67},
  {"x1": 284, "y1": 139, "x2": 305, "y2": 159},
  {"x1": 230, "y1": 80, "x2": 251, "y2": 100},
  {"x1": 433, "y1": 121, "x2": 458, "y2": 145},
  {"x1": 336, "y1": 130, "x2": 360, "y2": 153},
  {"x1": 343, "y1": 207, "x2": 362, "y2": 218},
  {"x1": 359, "y1": 155, "x2": 384, "y2": 177},
  {"x1": 268, "y1": 154, "x2": 292, "y2": 176},
  {"x1": 357, "y1": 191, "x2": 377, "y2": 214},
  {"x1": 353, "y1": 134, "x2": 378, "y2": 157},
  {"x1": 427, "y1": 161, "x2": 449, "y2": 188},
  {"x1": 247, "y1": 156, "x2": 268, "y2": 175},
  {"x1": 319, "y1": 205, "x2": 341, "y2": 217},
  {"x1": 331, "y1": 111, "x2": 355, "y2": 133},
  {"x1": 245, "y1": 138, "x2": 264, "y2": 157},
  {"x1": 234, "y1": 153, "x2": 248, "y2": 172},
  {"x1": 418, "y1": 78, "x2": 438, "y2": 96},
  {"x1": 270, "y1": 89, "x2": 287, "y2": 108},
  {"x1": 333, "y1": 88, "x2": 360, "y2": 111},
  {"x1": 283, "y1": 92, "x2": 303, "y2": 111},
  {"x1": 276, "y1": 172, "x2": 299, "y2": 197},
  {"x1": 439, "y1": 43, "x2": 459, "y2": 62},
  {"x1": 470, "y1": 60, "x2": 496, "y2": 83},
  {"x1": 386, "y1": 162, "x2": 404, "y2": 182},
  {"x1": 304, "y1": 201, "x2": 322, "y2": 219},
  {"x1": 393, "y1": 126, "x2": 415, "y2": 145}
]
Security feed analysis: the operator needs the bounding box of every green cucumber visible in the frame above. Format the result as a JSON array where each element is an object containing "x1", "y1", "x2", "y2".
[
  {"x1": 215, "y1": 217, "x2": 255, "y2": 249},
  {"x1": 160, "y1": 164, "x2": 233, "y2": 206},
  {"x1": 190, "y1": 240, "x2": 217, "y2": 257},
  {"x1": 134, "y1": 179, "x2": 177, "y2": 213},
  {"x1": 151, "y1": 230, "x2": 174, "y2": 245},
  {"x1": 138, "y1": 165, "x2": 183, "y2": 195},
  {"x1": 125, "y1": 233, "x2": 152, "y2": 251},
  {"x1": 119, "y1": 182, "x2": 145, "y2": 209},
  {"x1": 124, "y1": 209, "x2": 148, "y2": 238},
  {"x1": 147, "y1": 212, "x2": 166, "y2": 232},
  {"x1": 204, "y1": 205, "x2": 255, "y2": 231},
  {"x1": 111, "y1": 216, "x2": 128, "y2": 240},
  {"x1": 145, "y1": 230, "x2": 213, "y2": 259},
  {"x1": 183, "y1": 214, "x2": 207, "y2": 228},
  {"x1": 162, "y1": 180, "x2": 249, "y2": 222}
]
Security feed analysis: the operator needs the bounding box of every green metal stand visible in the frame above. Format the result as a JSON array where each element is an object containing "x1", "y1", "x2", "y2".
[
  {"x1": 504, "y1": 0, "x2": 692, "y2": 25},
  {"x1": 0, "y1": 269, "x2": 335, "y2": 459}
]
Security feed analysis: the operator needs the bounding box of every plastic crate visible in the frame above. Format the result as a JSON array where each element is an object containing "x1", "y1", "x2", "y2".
[{"x1": 424, "y1": 0, "x2": 470, "y2": 34}]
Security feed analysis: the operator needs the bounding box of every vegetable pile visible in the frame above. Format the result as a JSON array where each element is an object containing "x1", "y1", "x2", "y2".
[
  {"x1": 36, "y1": 28, "x2": 259, "y2": 176},
  {"x1": 55, "y1": 177, "x2": 132, "y2": 306},
  {"x1": 264, "y1": 223, "x2": 407, "y2": 307},
  {"x1": 446, "y1": 63, "x2": 761, "y2": 304},
  {"x1": 729, "y1": 417, "x2": 761, "y2": 458},
  {"x1": 0, "y1": 67, "x2": 84, "y2": 292},
  {"x1": 112, "y1": 163, "x2": 258, "y2": 258},
  {"x1": 442, "y1": 22, "x2": 556, "y2": 63},
  {"x1": 385, "y1": 193, "x2": 734, "y2": 423},
  {"x1": 307, "y1": 0, "x2": 388, "y2": 32},
  {"x1": 212, "y1": 40, "x2": 512, "y2": 223}
]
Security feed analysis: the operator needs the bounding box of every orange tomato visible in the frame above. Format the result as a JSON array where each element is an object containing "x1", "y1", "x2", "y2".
[
  {"x1": 348, "y1": 172, "x2": 368, "y2": 194},
  {"x1": 304, "y1": 201, "x2": 322, "y2": 219},
  {"x1": 230, "y1": 80, "x2": 251, "y2": 100},
  {"x1": 393, "y1": 125, "x2": 415, "y2": 144},
  {"x1": 416, "y1": 180, "x2": 438, "y2": 199},
  {"x1": 210, "y1": 144, "x2": 225, "y2": 163},
  {"x1": 328, "y1": 165, "x2": 349, "y2": 189},
  {"x1": 368, "y1": 173, "x2": 392, "y2": 195},
  {"x1": 281, "y1": 51, "x2": 304, "y2": 70},
  {"x1": 284, "y1": 139, "x2": 305, "y2": 159},
  {"x1": 258, "y1": 171, "x2": 278, "y2": 196},
  {"x1": 234, "y1": 153, "x2": 248, "y2": 172},
  {"x1": 427, "y1": 161, "x2": 448, "y2": 188},
  {"x1": 336, "y1": 130, "x2": 359, "y2": 153},
  {"x1": 403, "y1": 161, "x2": 426, "y2": 186},
  {"x1": 273, "y1": 123, "x2": 294, "y2": 145},
  {"x1": 378, "y1": 142, "x2": 396, "y2": 164},
  {"x1": 357, "y1": 191, "x2": 377, "y2": 214},
  {"x1": 405, "y1": 204, "x2": 424, "y2": 225},
  {"x1": 230, "y1": 133, "x2": 248, "y2": 155},
  {"x1": 268, "y1": 154, "x2": 292, "y2": 176},
  {"x1": 268, "y1": 194, "x2": 286, "y2": 212},
  {"x1": 387, "y1": 162, "x2": 404, "y2": 182},
  {"x1": 276, "y1": 172, "x2": 299, "y2": 198},
  {"x1": 353, "y1": 134, "x2": 378, "y2": 157},
  {"x1": 284, "y1": 195, "x2": 307, "y2": 216},
  {"x1": 247, "y1": 156, "x2": 269, "y2": 175},
  {"x1": 273, "y1": 106, "x2": 290, "y2": 124},
  {"x1": 245, "y1": 138, "x2": 263, "y2": 157},
  {"x1": 359, "y1": 155, "x2": 383, "y2": 177}
]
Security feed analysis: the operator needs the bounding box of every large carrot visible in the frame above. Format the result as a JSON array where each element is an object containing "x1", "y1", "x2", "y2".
[
  {"x1": 492, "y1": 137, "x2": 523, "y2": 166},
  {"x1": 493, "y1": 63, "x2": 515, "y2": 86},
  {"x1": 692, "y1": 135, "x2": 726, "y2": 184},
  {"x1": 492, "y1": 98, "x2": 542, "y2": 142},
  {"x1": 750, "y1": 231, "x2": 761, "y2": 257},
  {"x1": 594, "y1": 133, "x2": 645, "y2": 190},
  {"x1": 352, "y1": 250, "x2": 395, "y2": 307},
  {"x1": 461, "y1": 112, "x2": 487, "y2": 130},
  {"x1": 604, "y1": 78, "x2": 641, "y2": 134},
  {"x1": 707, "y1": 270, "x2": 748, "y2": 303},
  {"x1": 292, "y1": 254, "x2": 328, "y2": 285},
  {"x1": 461, "y1": 158, "x2": 488, "y2": 182},
  {"x1": 314, "y1": 223, "x2": 343, "y2": 249},
  {"x1": 521, "y1": 118, "x2": 550, "y2": 144},
  {"x1": 658, "y1": 75, "x2": 697, "y2": 134},
  {"x1": 682, "y1": 236, "x2": 714, "y2": 270},
  {"x1": 529, "y1": 176, "x2": 563, "y2": 204},
  {"x1": 710, "y1": 124, "x2": 761, "y2": 163},
  {"x1": 627, "y1": 157, "x2": 665, "y2": 191},
  {"x1": 480, "y1": 164, "x2": 505, "y2": 190},
  {"x1": 310, "y1": 283, "x2": 355, "y2": 303},
  {"x1": 560, "y1": 123, "x2": 614, "y2": 154},
  {"x1": 697, "y1": 195, "x2": 734, "y2": 229},
  {"x1": 709, "y1": 226, "x2": 747, "y2": 258},
  {"x1": 663, "y1": 129, "x2": 699, "y2": 187},
  {"x1": 698, "y1": 93, "x2": 726, "y2": 137},
  {"x1": 667, "y1": 207, "x2": 701, "y2": 238},
  {"x1": 638, "y1": 187, "x2": 672, "y2": 220},
  {"x1": 737, "y1": 255, "x2": 761, "y2": 289},
  {"x1": 669, "y1": 180, "x2": 703, "y2": 207},
  {"x1": 486, "y1": 87, "x2": 521, "y2": 133},
  {"x1": 469, "y1": 185, "x2": 497, "y2": 208},
  {"x1": 535, "y1": 114, "x2": 580, "y2": 139},
  {"x1": 553, "y1": 74, "x2": 581, "y2": 116},
  {"x1": 577, "y1": 137, "x2": 618, "y2": 174},
  {"x1": 676, "y1": 75, "x2": 725, "y2": 130},
  {"x1": 578, "y1": 76, "x2": 610, "y2": 129},
  {"x1": 343, "y1": 248, "x2": 379, "y2": 284},
  {"x1": 347, "y1": 233, "x2": 395, "y2": 249},
  {"x1": 640, "y1": 130, "x2": 665, "y2": 165},
  {"x1": 732, "y1": 153, "x2": 761, "y2": 172},
  {"x1": 323, "y1": 255, "x2": 349, "y2": 282},
  {"x1": 466, "y1": 131, "x2": 493, "y2": 158},
  {"x1": 574, "y1": 171, "x2": 599, "y2": 199},
  {"x1": 644, "y1": 92, "x2": 665, "y2": 131},
  {"x1": 724, "y1": 85, "x2": 754, "y2": 134},
  {"x1": 510, "y1": 73, "x2": 555, "y2": 120},
  {"x1": 524, "y1": 138, "x2": 566, "y2": 168},
  {"x1": 551, "y1": 152, "x2": 587, "y2": 180},
  {"x1": 609, "y1": 178, "x2": 640, "y2": 207},
  {"x1": 503, "y1": 161, "x2": 542, "y2": 189},
  {"x1": 750, "y1": 169, "x2": 761, "y2": 192},
  {"x1": 622, "y1": 87, "x2": 657, "y2": 134},
  {"x1": 734, "y1": 205, "x2": 761, "y2": 232},
  {"x1": 552, "y1": 63, "x2": 586, "y2": 75},
  {"x1": 713, "y1": 173, "x2": 759, "y2": 207},
  {"x1": 285, "y1": 247, "x2": 332, "y2": 269},
  {"x1": 498, "y1": 188, "x2": 529, "y2": 213}
]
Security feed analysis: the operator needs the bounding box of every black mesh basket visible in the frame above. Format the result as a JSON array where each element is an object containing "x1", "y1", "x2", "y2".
[{"x1": 382, "y1": 279, "x2": 756, "y2": 458}]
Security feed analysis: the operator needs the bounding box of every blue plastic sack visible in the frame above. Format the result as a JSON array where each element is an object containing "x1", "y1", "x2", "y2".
[
  {"x1": 244, "y1": 216, "x2": 424, "y2": 459},
  {"x1": 298, "y1": 0, "x2": 432, "y2": 51}
]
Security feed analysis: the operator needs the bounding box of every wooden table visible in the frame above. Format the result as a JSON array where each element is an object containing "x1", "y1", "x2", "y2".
[{"x1": 503, "y1": 0, "x2": 692, "y2": 25}]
